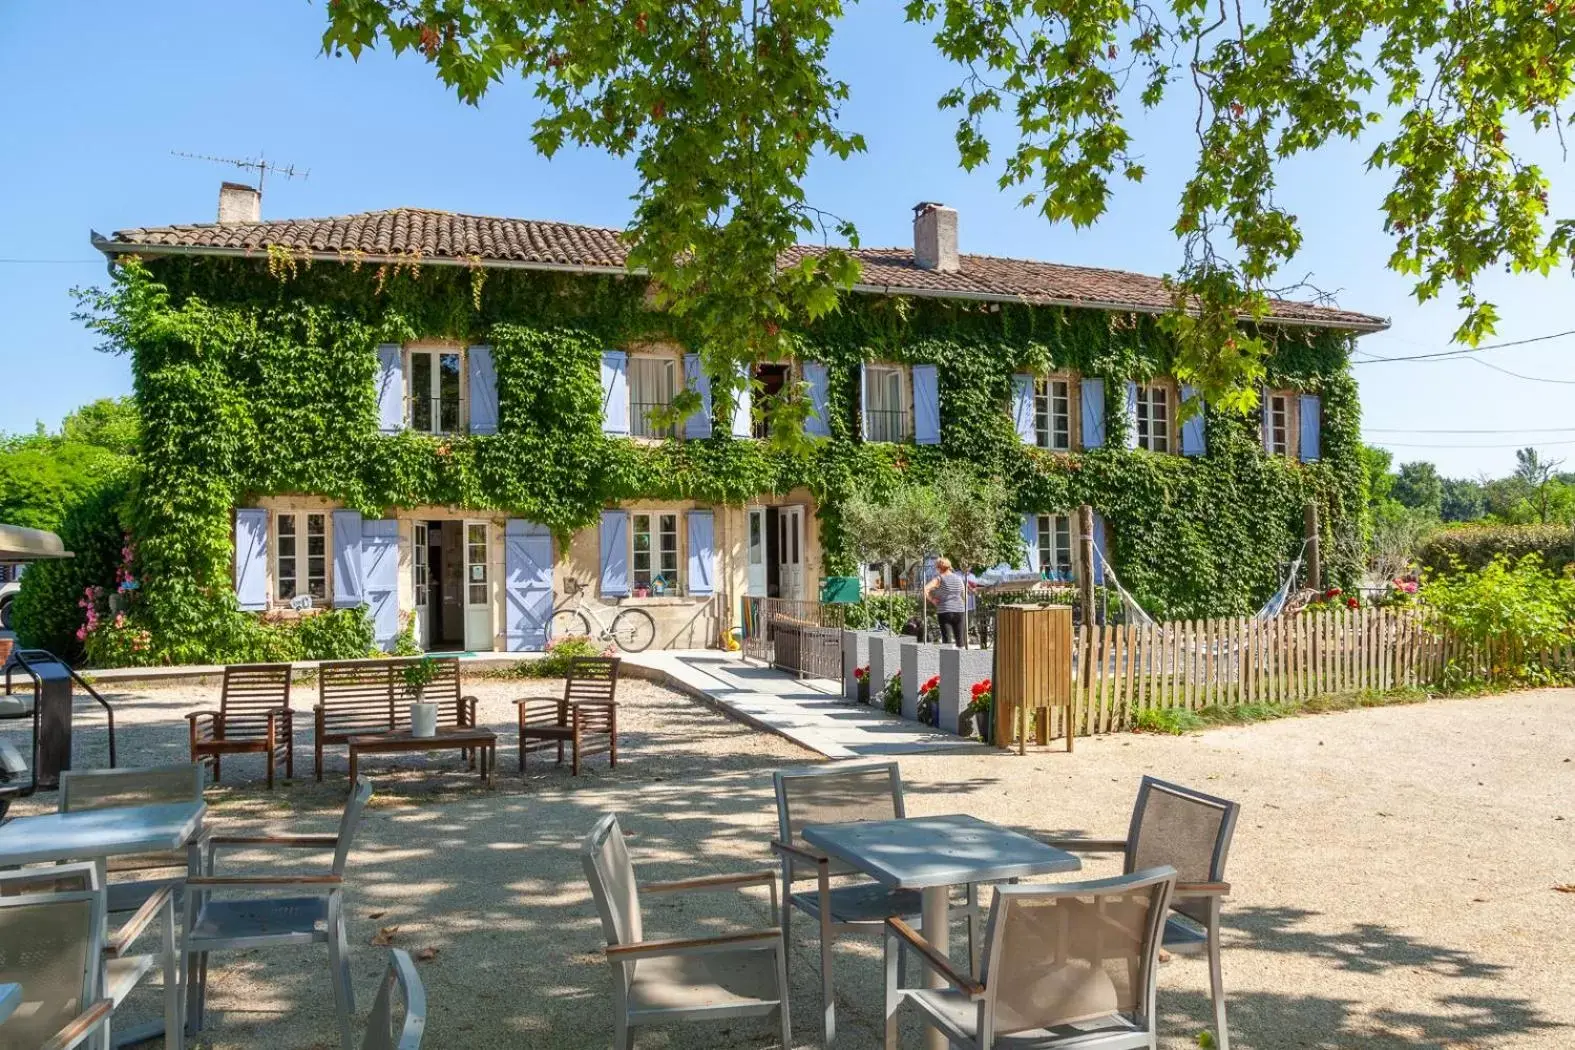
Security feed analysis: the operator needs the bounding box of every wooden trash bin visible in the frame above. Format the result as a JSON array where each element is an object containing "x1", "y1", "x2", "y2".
[{"x1": 993, "y1": 604, "x2": 1075, "y2": 753}]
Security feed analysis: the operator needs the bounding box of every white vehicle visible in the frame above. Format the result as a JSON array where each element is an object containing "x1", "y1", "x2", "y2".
[{"x1": 0, "y1": 566, "x2": 20, "y2": 631}]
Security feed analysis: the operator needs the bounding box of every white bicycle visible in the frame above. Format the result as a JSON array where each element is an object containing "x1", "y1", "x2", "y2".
[{"x1": 549, "y1": 579, "x2": 656, "y2": 653}]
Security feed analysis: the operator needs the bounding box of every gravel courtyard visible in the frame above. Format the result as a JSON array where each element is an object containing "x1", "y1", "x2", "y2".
[{"x1": 4, "y1": 674, "x2": 1571, "y2": 1049}]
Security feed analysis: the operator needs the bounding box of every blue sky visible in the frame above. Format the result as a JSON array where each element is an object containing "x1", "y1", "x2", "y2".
[{"x1": 3, "y1": 1, "x2": 1572, "y2": 477}]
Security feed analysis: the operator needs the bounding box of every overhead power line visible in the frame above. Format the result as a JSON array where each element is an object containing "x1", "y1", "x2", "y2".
[
  {"x1": 1354, "y1": 328, "x2": 1575, "y2": 363},
  {"x1": 1368, "y1": 437, "x2": 1575, "y2": 450},
  {"x1": 1365, "y1": 426, "x2": 1575, "y2": 434}
]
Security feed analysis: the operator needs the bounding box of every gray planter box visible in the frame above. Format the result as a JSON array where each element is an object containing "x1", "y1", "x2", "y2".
[
  {"x1": 900, "y1": 641, "x2": 942, "y2": 723},
  {"x1": 939, "y1": 647, "x2": 994, "y2": 735},
  {"x1": 868, "y1": 634, "x2": 905, "y2": 707},
  {"x1": 841, "y1": 630, "x2": 873, "y2": 701}
]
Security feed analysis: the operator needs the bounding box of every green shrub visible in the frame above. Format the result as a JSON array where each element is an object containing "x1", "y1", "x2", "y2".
[
  {"x1": 1134, "y1": 708, "x2": 1205, "y2": 734},
  {"x1": 1421, "y1": 554, "x2": 1575, "y2": 682},
  {"x1": 293, "y1": 608, "x2": 377, "y2": 660},
  {"x1": 503, "y1": 635, "x2": 615, "y2": 678},
  {"x1": 1418, "y1": 523, "x2": 1575, "y2": 578}
]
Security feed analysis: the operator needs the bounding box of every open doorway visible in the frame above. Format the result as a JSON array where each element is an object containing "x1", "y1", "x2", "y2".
[
  {"x1": 752, "y1": 364, "x2": 790, "y2": 439},
  {"x1": 413, "y1": 520, "x2": 494, "y2": 652}
]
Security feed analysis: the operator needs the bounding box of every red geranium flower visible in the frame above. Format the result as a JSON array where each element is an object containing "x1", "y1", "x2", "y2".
[
  {"x1": 1346, "y1": 596, "x2": 1359, "y2": 608},
  {"x1": 1325, "y1": 587, "x2": 1342, "y2": 598},
  {"x1": 920, "y1": 675, "x2": 940, "y2": 694}
]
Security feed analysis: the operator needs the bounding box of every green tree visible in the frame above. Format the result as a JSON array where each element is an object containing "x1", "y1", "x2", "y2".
[
  {"x1": 60, "y1": 398, "x2": 139, "y2": 457},
  {"x1": 1512, "y1": 447, "x2": 1565, "y2": 523},
  {"x1": 1440, "y1": 477, "x2": 1486, "y2": 523},
  {"x1": 1361, "y1": 445, "x2": 1396, "y2": 509},
  {"x1": 1391, "y1": 460, "x2": 1443, "y2": 517},
  {"x1": 324, "y1": 1, "x2": 1575, "y2": 421}
]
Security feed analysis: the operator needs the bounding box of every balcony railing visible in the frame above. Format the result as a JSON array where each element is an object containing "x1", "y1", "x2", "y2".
[
  {"x1": 631, "y1": 401, "x2": 677, "y2": 439},
  {"x1": 409, "y1": 395, "x2": 466, "y2": 435}
]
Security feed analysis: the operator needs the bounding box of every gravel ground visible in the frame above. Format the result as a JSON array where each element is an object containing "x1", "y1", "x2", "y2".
[{"x1": 3, "y1": 676, "x2": 1572, "y2": 1049}]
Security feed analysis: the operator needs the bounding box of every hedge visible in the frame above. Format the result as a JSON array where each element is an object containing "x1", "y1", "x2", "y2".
[{"x1": 1418, "y1": 523, "x2": 1575, "y2": 578}]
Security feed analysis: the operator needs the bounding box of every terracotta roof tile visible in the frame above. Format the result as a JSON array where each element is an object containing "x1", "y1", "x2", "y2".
[{"x1": 101, "y1": 208, "x2": 1385, "y2": 330}]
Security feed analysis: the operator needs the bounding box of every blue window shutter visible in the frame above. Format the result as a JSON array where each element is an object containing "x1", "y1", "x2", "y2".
[
  {"x1": 731, "y1": 364, "x2": 753, "y2": 438},
  {"x1": 504, "y1": 519, "x2": 554, "y2": 651},
  {"x1": 1299, "y1": 393, "x2": 1322, "y2": 461},
  {"x1": 912, "y1": 364, "x2": 941, "y2": 445},
  {"x1": 1020, "y1": 514, "x2": 1039, "y2": 575},
  {"x1": 1091, "y1": 513, "x2": 1109, "y2": 585},
  {"x1": 599, "y1": 510, "x2": 629, "y2": 597},
  {"x1": 804, "y1": 362, "x2": 831, "y2": 438},
  {"x1": 1012, "y1": 374, "x2": 1036, "y2": 444},
  {"x1": 1080, "y1": 377, "x2": 1106, "y2": 448},
  {"x1": 1180, "y1": 384, "x2": 1207, "y2": 457},
  {"x1": 331, "y1": 510, "x2": 364, "y2": 608},
  {"x1": 468, "y1": 345, "x2": 498, "y2": 435},
  {"x1": 361, "y1": 519, "x2": 401, "y2": 650},
  {"x1": 1124, "y1": 381, "x2": 1140, "y2": 449},
  {"x1": 376, "y1": 345, "x2": 404, "y2": 434},
  {"x1": 234, "y1": 508, "x2": 269, "y2": 612},
  {"x1": 682, "y1": 353, "x2": 713, "y2": 439},
  {"x1": 686, "y1": 510, "x2": 717, "y2": 596},
  {"x1": 601, "y1": 351, "x2": 630, "y2": 436}
]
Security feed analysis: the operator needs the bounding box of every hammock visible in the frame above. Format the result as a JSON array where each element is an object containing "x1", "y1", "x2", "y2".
[
  {"x1": 1091, "y1": 544, "x2": 1156, "y2": 627},
  {"x1": 1253, "y1": 538, "x2": 1311, "y2": 621}
]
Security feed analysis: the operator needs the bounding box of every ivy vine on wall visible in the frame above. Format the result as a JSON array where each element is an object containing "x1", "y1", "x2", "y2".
[{"x1": 39, "y1": 254, "x2": 1366, "y2": 665}]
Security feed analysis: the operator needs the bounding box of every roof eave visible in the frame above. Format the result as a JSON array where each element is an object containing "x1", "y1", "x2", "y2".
[{"x1": 93, "y1": 237, "x2": 1390, "y2": 334}]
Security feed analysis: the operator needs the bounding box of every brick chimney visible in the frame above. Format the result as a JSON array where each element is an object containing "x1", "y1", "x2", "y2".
[
  {"x1": 913, "y1": 202, "x2": 959, "y2": 271},
  {"x1": 218, "y1": 182, "x2": 261, "y2": 224}
]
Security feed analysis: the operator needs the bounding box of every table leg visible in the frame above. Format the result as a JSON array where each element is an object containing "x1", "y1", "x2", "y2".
[
  {"x1": 349, "y1": 749, "x2": 357, "y2": 785},
  {"x1": 921, "y1": 885, "x2": 949, "y2": 1050}
]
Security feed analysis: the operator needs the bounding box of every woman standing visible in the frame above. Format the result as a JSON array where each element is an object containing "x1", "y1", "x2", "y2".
[{"x1": 924, "y1": 557, "x2": 974, "y2": 647}]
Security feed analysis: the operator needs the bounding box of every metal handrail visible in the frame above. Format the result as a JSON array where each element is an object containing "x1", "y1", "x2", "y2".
[{"x1": 6, "y1": 649, "x2": 117, "y2": 769}]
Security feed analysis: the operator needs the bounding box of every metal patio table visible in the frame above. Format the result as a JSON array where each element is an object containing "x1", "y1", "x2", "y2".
[
  {"x1": 0, "y1": 800, "x2": 207, "y2": 1048},
  {"x1": 801, "y1": 813, "x2": 1081, "y2": 1050}
]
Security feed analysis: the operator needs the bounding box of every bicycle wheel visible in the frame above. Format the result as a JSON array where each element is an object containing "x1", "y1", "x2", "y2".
[
  {"x1": 609, "y1": 608, "x2": 656, "y2": 653},
  {"x1": 549, "y1": 607, "x2": 593, "y2": 642}
]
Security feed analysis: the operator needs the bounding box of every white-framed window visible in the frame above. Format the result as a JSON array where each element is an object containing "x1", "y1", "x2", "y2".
[
  {"x1": 864, "y1": 364, "x2": 911, "y2": 443},
  {"x1": 1036, "y1": 513, "x2": 1074, "y2": 581},
  {"x1": 466, "y1": 523, "x2": 489, "y2": 605},
  {"x1": 276, "y1": 512, "x2": 328, "y2": 603},
  {"x1": 408, "y1": 348, "x2": 465, "y2": 435},
  {"x1": 631, "y1": 512, "x2": 682, "y2": 594},
  {"x1": 1266, "y1": 393, "x2": 1291, "y2": 456},
  {"x1": 1034, "y1": 376, "x2": 1072, "y2": 451},
  {"x1": 1134, "y1": 383, "x2": 1171, "y2": 453},
  {"x1": 413, "y1": 522, "x2": 429, "y2": 606},
  {"x1": 629, "y1": 355, "x2": 679, "y2": 438}
]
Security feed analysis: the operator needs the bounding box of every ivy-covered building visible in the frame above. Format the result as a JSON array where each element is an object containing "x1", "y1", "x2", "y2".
[{"x1": 88, "y1": 186, "x2": 1386, "y2": 660}]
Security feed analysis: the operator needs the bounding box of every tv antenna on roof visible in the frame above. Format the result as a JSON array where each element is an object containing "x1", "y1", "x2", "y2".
[{"x1": 171, "y1": 151, "x2": 309, "y2": 194}]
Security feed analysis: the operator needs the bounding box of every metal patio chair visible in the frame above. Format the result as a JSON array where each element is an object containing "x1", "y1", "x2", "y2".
[
  {"x1": 0, "y1": 890, "x2": 113, "y2": 1050},
  {"x1": 1042, "y1": 777, "x2": 1240, "y2": 1050},
  {"x1": 183, "y1": 776, "x2": 374, "y2": 1050},
  {"x1": 0, "y1": 862, "x2": 180, "y2": 1049},
  {"x1": 769, "y1": 760, "x2": 981, "y2": 1044},
  {"x1": 582, "y1": 813, "x2": 791, "y2": 1049},
  {"x1": 58, "y1": 763, "x2": 208, "y2": 914},
  {"x1": 516, "y1": 656, "x2": 620, "y2": 776},
  {"x1": 363, "y1": 949, "x2": 427, "y2": 1050},
  {"x1": 186, "y1": 663, "x2": 294, "y2": 788},
  {"x1": 883, "y1": 868, "x2": 1177, "y2": 1050}
]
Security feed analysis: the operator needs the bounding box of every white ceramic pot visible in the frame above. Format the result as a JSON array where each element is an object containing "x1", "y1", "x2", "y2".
[{"x1": 409, "y1": 701, "x2": 438, "y2": 738}]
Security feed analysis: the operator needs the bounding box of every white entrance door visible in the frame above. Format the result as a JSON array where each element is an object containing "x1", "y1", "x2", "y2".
[
  {"x1": 413, "y1": 522, "x2": 431, "y2": 649},
  {"x1": 463, "y1": 520, "x2": 495, "y2": 651},
  {"x1": 778, "y1": 505, "x2": 804, "y2": 600},
  {"x1": 745, "y1": 506, "x2": 768, "y2": 597}
]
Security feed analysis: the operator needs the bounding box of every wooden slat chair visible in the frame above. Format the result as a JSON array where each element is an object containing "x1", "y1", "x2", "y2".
[
  {"x1": 187, "y1": 663, "x2": 295, "y2": 789},
  {"x1": 0, "y1": 890, "x2": 113, "y2": 1050},
  {"x1": 314, "y1": 658, "x2": 478, "y2": 780},
  {"x1": 515, "y1": 656, "x2": 620, "y2": 776},
  {"x1": 58, "y1": 763, "x2": 208, "y2": 914},
  {"x1": 883, "y1": 868, "x2": 1178, "y2": 1050},
  {"x1": 1041, "y1": 776, "x2": 1241, "y2": 1050}
]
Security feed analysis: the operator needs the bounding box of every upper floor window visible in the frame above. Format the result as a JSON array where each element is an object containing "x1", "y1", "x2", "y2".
[
  {"x1": 631, "y1": 512, "x2": 682, "y2": 595},
  {"x1": 276, "y1": 512, "x2": 328, "y2": 603},
  {"x1": 1266, "y1": 392, "x2": 1292, "y2": 456},
  {"x1": 1036, "y1": 513, "x2": 1074, "y2": 581},
  {"x1": 1134, "y1": 383, "x2": 1171, "y2": 453},
  {"x1": 864, "y1": 364, "x2": 911, "y2": 443},
  {"x1": 1034, "y1": 377, "x2": 1072, "y2": 451},
  {"x1": 629, "y1": 355, "x2": 678, "y2": 438},
  {"x1": 409, "y1": 348, "x2": 464, "y2": 435}
]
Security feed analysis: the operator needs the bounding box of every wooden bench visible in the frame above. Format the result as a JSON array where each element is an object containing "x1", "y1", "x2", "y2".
[{"x1": 314, "y1": 658, "x2": 478, "y2": 780}]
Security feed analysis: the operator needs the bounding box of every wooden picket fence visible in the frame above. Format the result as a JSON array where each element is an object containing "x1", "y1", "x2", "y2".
[{"x1": 1027, "y1": 606, "x2": 1575, "y2": 741}]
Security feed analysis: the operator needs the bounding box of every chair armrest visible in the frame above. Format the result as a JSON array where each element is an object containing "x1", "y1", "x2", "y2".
[
  {"x1": 209, "y1": 834, "x2": 340, "y2": 849},
  {"x1": 105, "y1": 884, "x2": 174, "y2": 958},
  {"x1": 186, "y1": 875, "x2": 342, "y2": 892},
  {"x1": 605, "y1": 928, "x2": 780, "y2": 960},
  {"x1": 769, "y1": 840, "x2": 828, "y2": 867},
  {"x1": 1038, "y1": 837, "x2": 1129, "y2": 854},
  {"x1": 185, "y1": 710, "x2": 220, "y2": 724},
  {"x1": 513, "y1": 697, "x2": 564, "y2": 707},
  {"x1": 886, "y1": 917, "x2": 985, "y2": 999},
  {"x1": 641, "y1": 870, "x2": 776, "y2": 894},
  {"x1": 1174, "y1": 881, "x2": 1231, "y2": 897},
  {"x1": 41, "y1": 999, "x2": 113, "y2": 1050},
  {"x1": 460, "y1": 694, "x2": 479, "y2": 725}
]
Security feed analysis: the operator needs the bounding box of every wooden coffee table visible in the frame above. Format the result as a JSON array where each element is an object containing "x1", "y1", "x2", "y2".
[{"x1": 347, "y1": 726, "x2": 497, "y2": 786}]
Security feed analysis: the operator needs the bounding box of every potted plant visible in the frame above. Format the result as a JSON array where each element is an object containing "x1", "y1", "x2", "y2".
[
  {"x1": 916, "y1": 674, "x2": 941, "y2": 726},
  {"x1": 402, "y1": 657, "x2": 442, "y2": 738},
  {"x1": 854, "y1": 664, "x2": 870, "y2": 704},
  {"x1": 964, "y1": 678, "x2": 993, "y2": 743}
]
